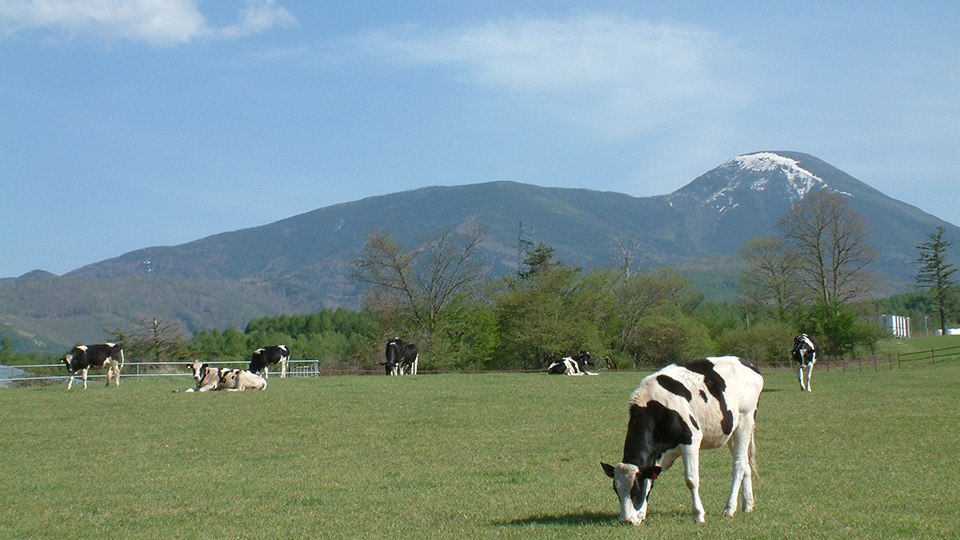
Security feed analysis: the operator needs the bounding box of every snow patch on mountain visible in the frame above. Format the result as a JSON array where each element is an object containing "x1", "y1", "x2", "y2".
[{"x1": 730, "y1": 152, "x2": 825, "y2": 201}]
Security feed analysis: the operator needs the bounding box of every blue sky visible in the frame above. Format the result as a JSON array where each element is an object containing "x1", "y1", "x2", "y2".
[{"x1": 2, "y1": 0, "x2": 958, "y2": 278}]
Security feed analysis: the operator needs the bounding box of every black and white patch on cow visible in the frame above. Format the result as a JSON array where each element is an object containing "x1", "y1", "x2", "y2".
[
  {"x1": 218, "y1": 368, "x2": 267, "y2": 391},
  {"x1": 383, "y1": 338, "x2": 419, "y2": 376},
  {"x1": 61, "y1": 343, "x2": 125, "y2": 390},
  {"x1": 601, "y1": 356, "x2": 763, "y2": 525},
  {"x1": 546, "y1": 351, "x2": 598, "y2": 375},
  {"x1": 791, "y1": 334, "x2": 818, "y2": 392},
  {"x1": 249, "y1": 345, "x2": 289, "y2": 379}
]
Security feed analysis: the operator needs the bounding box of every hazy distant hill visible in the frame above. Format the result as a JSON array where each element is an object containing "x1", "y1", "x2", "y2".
[{"x1": 2, "y1": 151, "x2": 957, "y2": 352}]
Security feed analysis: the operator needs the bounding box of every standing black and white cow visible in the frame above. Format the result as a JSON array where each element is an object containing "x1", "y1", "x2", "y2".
[
  {"x1": 791, "y1": 334, "x2": 818, "y2": 392},
  {"x1": 61, "y1": 343, "x2": 125, "y2": 390},
  {"x1": 547, "y1": 351, "x2": 597, "y2": 375},
  {"x1": 601, "y1": 356, "x2": 763, "y2": 525},
  {"x1": 249, "y1": 345, "x2": 289, "y2": 379},
  {"x1": 384, "y1": 338, "x2": 419, "y2": 376}
]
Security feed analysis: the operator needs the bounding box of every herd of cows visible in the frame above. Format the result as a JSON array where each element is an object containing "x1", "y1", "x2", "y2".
[{"x1": 58, "y1": 333, "x2": 820, "y2": 526}]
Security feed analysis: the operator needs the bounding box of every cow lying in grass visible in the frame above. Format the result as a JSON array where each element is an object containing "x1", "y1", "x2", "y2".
[
  {"x1": 547, "y1": 351, "x2": 597, "y2": 375},
  {"x1": 601, "y1": 356, "x2": 763, "y2": 525},
  {"x1": 218, "y1": 369, "x2": 267, "y2": 391},
  {"x1": 175, "y1": 361, "x2": 223, "y2": 392},
  {"x1": 176, "y1": 363, "x2": 267, "y2": 392}
]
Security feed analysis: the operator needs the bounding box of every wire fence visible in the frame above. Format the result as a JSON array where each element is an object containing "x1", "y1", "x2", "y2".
[
  {"x1": 4, "y1": 345, "x2": 960, "y2": 388},
  {"x1": 760, "y1": 344, "x2": 960, "y2": 373},
  {"x1": 0, "y1": 359, "x2": 325, "y2": 388}
]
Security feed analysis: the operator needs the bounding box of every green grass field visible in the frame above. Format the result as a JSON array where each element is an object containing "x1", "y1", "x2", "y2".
[{"x1": 1, "y1": 362, "x2": 958, "y2": 539}]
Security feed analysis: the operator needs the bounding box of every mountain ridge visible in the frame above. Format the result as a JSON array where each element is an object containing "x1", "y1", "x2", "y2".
[{"x1": 3, "y1": 151, "x2": 957, "y2": 352}]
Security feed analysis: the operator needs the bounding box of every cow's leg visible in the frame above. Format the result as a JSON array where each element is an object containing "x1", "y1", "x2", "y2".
[
  {"x1": 412, "y1": 355, "x2": 418, "y2": 375},
  {"x1": 742, "y1": 429, "x2": 757, "y2": 513},
  {"x1": 723, "y1": 423, "x2": 755, "y2": 516},
  {"x1": 680, "y1": 443, "x2": 706, "y2": 523},
  {"x1": 66, "y1": 375, "x2": 75, "y2": 390},
  {"x1": 797, "y1": 364, "x2": 805, "y2": 390},
  {"x1": 280, "y1": 358, "x2": 287, "y2": 378},
  {"x1": 81, "y1": 369, "x2": 88, "y2": 390},
  {"x1": 804, "y1": 364, "x2": 813, "y2": 392},
  {"x1": 263, "y1": 367, "x2": 269, "y2": 379},
  {"x1": 660, "y1": 448, "x2": 681, "y2": 471}
]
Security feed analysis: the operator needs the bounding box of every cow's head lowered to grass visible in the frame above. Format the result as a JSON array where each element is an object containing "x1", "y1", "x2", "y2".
[
  {"x1": 601, "y1": 356, "x2": 763, "y2": 525},
  {"x1": 601, "y1": 462, "x2": 661, "y2": 525}
]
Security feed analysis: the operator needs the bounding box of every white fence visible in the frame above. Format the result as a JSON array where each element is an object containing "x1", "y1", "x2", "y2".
[{"x1": 0, "y1": 360, "x2": 322, "y2": 387}]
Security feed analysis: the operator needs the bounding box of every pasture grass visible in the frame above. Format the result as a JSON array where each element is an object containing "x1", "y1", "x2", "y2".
[{"x1": 1, "y1": 363, "x2": 958, "y2": 539}]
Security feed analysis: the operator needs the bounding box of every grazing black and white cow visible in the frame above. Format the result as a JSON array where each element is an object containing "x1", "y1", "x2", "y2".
[
  {"x1": 384, "y1": 338, "x2": 419, "y2": 376},
  {"x1": 218, "y1": 369, "x2": 267, "y2": 391},
  {"x1": 249, "y1": 345, "x2": 289, "y2": 379},
  {"x1": 601, "y1": 356, "x2": 763, "y2": 525},
  {"x1": 61, "y1": 343, "x2": 125, "y2": 390},
  {"x1": 791, "y1": 334, "x2": 818, "y2": 392}
]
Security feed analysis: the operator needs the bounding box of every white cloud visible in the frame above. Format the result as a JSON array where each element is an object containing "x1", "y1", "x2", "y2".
[
  {"x1": 348, "y1": 15, "x2": 751, "y2": 138},
  {"x1": 0, "y1": 0, "x2": 295, "y2": 47}
]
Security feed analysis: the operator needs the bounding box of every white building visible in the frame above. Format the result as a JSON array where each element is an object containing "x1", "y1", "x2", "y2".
[{"x1": 878, "y1": 314, "x2": 911, "y2": 339}]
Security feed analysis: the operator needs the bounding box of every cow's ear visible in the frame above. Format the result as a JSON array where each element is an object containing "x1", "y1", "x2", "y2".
[{"x1": 601, "y1": 462, "x2": 615, "y2": 478}]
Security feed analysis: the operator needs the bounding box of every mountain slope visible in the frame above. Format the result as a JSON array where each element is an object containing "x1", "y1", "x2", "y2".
[{"x1": 3, "y1": 152, "x2": 957, "y2": 351}]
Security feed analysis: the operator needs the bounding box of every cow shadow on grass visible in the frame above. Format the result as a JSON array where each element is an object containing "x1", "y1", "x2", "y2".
[
  {"x1": 498, "y1": 508, "x2": 690, "y2": 528},
  {"x1": 498, "y1": 512, "x2": 610, "y2": 527}
]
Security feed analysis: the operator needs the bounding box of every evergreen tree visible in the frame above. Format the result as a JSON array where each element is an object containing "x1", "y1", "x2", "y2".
[
  {"x1": 519, "y1": 242, "x2": 559, "y2": 278},
  {"x1": 915, "y1": 226, "x2": 959, "y2": 335}
]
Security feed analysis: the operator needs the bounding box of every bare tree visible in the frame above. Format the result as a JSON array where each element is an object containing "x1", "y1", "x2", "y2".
[
  {"x1": 915, "y1": 226, "x2": 959, "y2": 335},
  {"x1": 738, "y1": 235, "x2": 800, "y2": 318},
  {"x1": 612, "y1": 235, "x2": 643, "y2": 277},
  {"x1": 775, "y1": 190, "x2": 876, "y2": 305},
  {"x1": 105, "y1": 317, "x2": 183, "y2": 367},
  {"x1": 352, "y1": 224, "x2": 488, "y2": 335}
]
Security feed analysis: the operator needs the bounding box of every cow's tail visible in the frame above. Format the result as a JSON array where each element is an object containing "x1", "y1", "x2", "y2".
[{"x1": 118, "y1": 348, "x2": 125, "y2": 370}]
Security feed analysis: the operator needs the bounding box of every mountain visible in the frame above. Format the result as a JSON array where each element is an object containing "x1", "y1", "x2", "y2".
[{"x1": 2, "y1": 151, "x2": 957, "y2": 352}]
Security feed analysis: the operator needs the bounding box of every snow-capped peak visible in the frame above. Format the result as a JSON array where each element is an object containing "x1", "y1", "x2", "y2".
[{"x1": 729, "y1": 152, "x2": 825, "y2": 200}]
